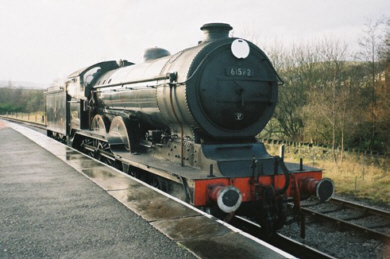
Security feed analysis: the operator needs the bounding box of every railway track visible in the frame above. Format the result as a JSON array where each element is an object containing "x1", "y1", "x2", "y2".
[
  {"x1": 231, "y1": 197, "x2": 390, "y2": 258},
  {"x1": 0, "y1": 116, "x2": 46, "y2": 130},
  {"x1": 298, "y1": 197, "x2": 390, "y2": 242}
]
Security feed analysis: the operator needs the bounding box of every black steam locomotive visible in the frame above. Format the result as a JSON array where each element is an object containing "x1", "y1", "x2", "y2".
[{"x1": 46, "y1": 23, "x2": 334, "y2": 234}]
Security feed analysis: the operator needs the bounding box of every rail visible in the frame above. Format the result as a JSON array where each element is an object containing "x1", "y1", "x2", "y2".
[
  {"x1": 298, "y1": 197, "x2": 390, "y2": 242},
  {"x1": 330, "y1": 197, "x2": 390, "y2": 220},
  {"x1": 0, "y1": 115, "x2": 46, "y2": 130}
]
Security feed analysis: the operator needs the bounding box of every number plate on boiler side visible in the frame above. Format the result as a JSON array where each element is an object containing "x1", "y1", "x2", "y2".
[{"x1": 226, "y1": 67, "x2": 254, "y2": 77}]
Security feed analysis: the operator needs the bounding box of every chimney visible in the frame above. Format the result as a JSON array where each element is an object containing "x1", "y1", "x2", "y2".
[{"x1": 200, "y1": 23, "x2": 233, "y2": 43}]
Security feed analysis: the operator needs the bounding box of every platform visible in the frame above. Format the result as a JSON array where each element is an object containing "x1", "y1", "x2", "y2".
[{"x1": 0, "y1": 119, "x2": 294, "y2": 258}]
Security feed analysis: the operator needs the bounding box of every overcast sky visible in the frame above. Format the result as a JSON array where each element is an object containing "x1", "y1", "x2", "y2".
[{"x1": 0, "y1": 0, "x2": 388, "y2": 86}]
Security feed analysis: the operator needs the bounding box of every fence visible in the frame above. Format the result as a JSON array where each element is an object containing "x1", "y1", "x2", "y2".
[
  {"x1": 260, "y1": 138, "x2": 389, "y2": 177},
  {"x1": 1, "y1": 112, "x2": 46, "y2": 125},
  {"x1": 259, "y1": 138, "x2": 387, "y2": 160}
]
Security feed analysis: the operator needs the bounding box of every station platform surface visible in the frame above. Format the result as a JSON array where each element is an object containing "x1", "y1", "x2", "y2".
[{"x1": 0, "y1": 120, "x2": 294, "y2": 258}]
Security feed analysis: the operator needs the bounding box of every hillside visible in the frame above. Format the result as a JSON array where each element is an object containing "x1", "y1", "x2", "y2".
[{"x1": 0, "y1": 87, "x2": 45, "y2": 113}]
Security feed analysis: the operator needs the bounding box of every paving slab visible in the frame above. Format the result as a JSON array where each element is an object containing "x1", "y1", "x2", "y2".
[{"x1": 0, "y1": 125, "x2": 195, "y2": 259}]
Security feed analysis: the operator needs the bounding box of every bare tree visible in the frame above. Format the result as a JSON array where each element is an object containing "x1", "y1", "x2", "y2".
[
  {"x1": 241, "y1": 23, "x2": 388, "y2": 156},
  {"x1": 266, "y1": 42, "x2": 322, "y2": 141},
  {"x1": 376, "y1": 17, "x2": 390, "y2": 154},
  {"x1": 355, "y1": 17, "x2": 386, "y2": 150}
]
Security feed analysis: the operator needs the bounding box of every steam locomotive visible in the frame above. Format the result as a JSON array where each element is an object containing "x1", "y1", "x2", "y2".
[{"x1": 46, "y1": 23, "x2": 334, "y2": 234}]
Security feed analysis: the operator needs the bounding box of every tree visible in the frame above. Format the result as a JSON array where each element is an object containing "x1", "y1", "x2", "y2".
[
  {"x1": 301, "y1": 39, "x2": 350, "y2": 162},
  {"x1": 242, "y1": 23, "x2": 389, "y2": 155},
  {"x1": 0, "y1": 87, "x2": 45, "y2": 113},
  {"x1": 264, "y1": 42, "x2": 322, "y2": 141},
  {"x1": 376, "y1": 17, "x2": 390, "y2": 154},
  {"x1": 355, "y1": 17, "x2": 386, "y2": 150}
]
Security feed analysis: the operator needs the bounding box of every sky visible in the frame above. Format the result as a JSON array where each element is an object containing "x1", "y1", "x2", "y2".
[{"x1": 0, "y1": 0, "x2": 388, "y2": 86}]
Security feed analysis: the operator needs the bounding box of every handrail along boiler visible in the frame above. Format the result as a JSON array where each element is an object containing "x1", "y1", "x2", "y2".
[{"x1": 46, "y1": 23, "x2": 334, "y2": 234}]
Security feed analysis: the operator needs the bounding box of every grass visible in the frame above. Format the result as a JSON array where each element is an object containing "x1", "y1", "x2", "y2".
[
  {"x1": 265, "y1": 144, "x2": 390, "y2": 206},
  {"x1": 314, "y1": 160, "x2": 389, "y2": 205}
]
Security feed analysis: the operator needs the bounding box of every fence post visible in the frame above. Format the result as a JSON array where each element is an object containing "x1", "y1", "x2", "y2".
[
  {"x1": 279, "y1": 145, "x2": 285, "y2": 161},
  {"x1": 361, "y1": 153, "x2": 365, "y2": 180},
  {"x1": 311, "y1": 146, "x2": 315, "y2": 166},
  {"x1": 355, "y1": 176, "x2": 358, "y2": 191}
]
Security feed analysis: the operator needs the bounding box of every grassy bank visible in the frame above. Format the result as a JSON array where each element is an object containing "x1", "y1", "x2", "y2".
[{"x1": 265, "y1": 143, "x2": 389, "y2": 205}]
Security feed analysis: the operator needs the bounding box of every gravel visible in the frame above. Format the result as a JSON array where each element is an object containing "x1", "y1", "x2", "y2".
[{"x1": 278, "y1": 194, "x2": 390, "y2": 259}]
